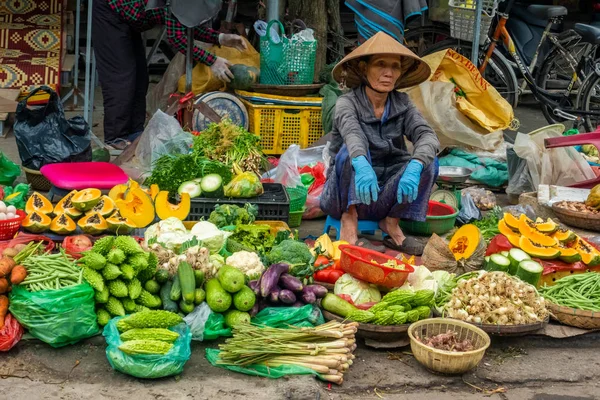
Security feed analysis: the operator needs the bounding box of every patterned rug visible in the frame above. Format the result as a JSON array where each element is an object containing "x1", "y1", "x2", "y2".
[{"x1": 0, "y1": 0, "x2": 63, "y2": 95}]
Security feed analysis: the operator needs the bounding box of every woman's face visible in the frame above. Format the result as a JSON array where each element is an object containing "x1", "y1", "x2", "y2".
[{"x1": 363, "y1": 55, "x2": 402, "y2": 92}]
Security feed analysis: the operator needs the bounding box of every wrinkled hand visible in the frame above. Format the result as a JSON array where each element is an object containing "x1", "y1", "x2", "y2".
[
  {"x1": 397, "y1": 160, "x2": 423, "y2": 203},
  {"x1": 210, "y1": 57, "x2": 234, "y2": 82},
  {"x1": 352, "y1": 156, "x2": 379, "y2": 205},
  {"x1": 219, "y1": 33, "x2": 248, "y2": 52}
]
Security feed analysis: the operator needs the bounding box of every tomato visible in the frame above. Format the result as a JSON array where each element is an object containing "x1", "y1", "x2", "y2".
[
  {"x1": 313, "y1": 267, "x2": 344, "y2": 284},
  {"x1": 314, "y1": 255, "x2": 331, "y2": 267}
]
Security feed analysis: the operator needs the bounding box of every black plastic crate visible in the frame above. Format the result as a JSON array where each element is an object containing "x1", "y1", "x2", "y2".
[{"x1": 188, "y1": 183, "x2": 290, "y2": 222}]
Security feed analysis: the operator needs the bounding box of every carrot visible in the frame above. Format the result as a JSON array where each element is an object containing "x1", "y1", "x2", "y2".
[
  {"x1": 0, "y1": 295, "x2": 8, "y2": 329},
  {"x1": 0, "y1": 278, "x2": 8, "y2": 294},
  {"x1": 0, "y1": 257, "x2": 15, "y2": 278},
  {"x1": 9, "y1": 265, "x2": 27, "y2": 285}
]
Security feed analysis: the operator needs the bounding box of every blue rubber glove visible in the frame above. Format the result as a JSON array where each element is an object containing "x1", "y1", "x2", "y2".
[
  {"x1": 397, "y1": 160, "x2": 424, "y2": 204},
  {"x1": 351, "y1": 156, "x2": 379, "y2": 205}
]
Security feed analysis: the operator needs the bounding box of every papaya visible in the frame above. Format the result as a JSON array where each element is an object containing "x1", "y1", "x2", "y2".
[
  {"x1": 22, "y1": 211, "x2": 51, "y2": 233},
  {"x1": 534, "y1": 218, "x2": 558, "y2": 234},
  {"x1": 553, "y1": 229, "x2": 577, "y2": 245},
  {"x1": 72, "y1": 189, "x2": 102, "y2": 212},
  {"x1": 518, "y1": 214, "x2": 557, "y2": 247},
  {"x1": 77, "y1": 212, "x2": 108, "y2": 235},
  {"x1": 503, "y1": 213, "x2": 520, "y2": 231},
  {"x1": 519, "y1": 236, "x2": 560, "y2": 260},
  {"x1": 115, "y1": 187, "x2": 155, "y2": 228},
  {"x1": 25, "y1": 192, "x2": 53, "y2": 215},
  {"x1": 228, "y1": 64, "x2": 260, "y2": 90},
  {"x1": 50, "y1": 213, "x2": 77, "y2": 235},
  {"x1": 573, "y1": 237, "x2": 600, "y2": 266},
  {"x1": 54, "y1": 190, "x2": 83, "y2": 219},
  {"x1": 106, "y1": 210, "x2": 136, "y2": 234},
  {"x1": 154, "y1": 191, "x2": 190, "y2": 221},
  {"x1": 556, "y1": 246, "x2": 582, "y2": 264},
  {"x1": 85, "y1": 195, "x2": 115, "y2": 218}
]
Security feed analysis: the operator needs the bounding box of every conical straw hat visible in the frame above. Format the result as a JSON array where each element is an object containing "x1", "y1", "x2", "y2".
[{"x1": 332, "y1": 31, "x2": 431, "y2": 90}]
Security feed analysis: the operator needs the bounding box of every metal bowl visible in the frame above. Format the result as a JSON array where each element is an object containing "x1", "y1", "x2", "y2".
[{"x1": 438, "y1": 166, "x2": 473, "y2": 184}]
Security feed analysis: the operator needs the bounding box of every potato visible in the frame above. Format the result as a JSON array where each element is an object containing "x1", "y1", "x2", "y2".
[
  {"x1": 2, "y1": 248, "x2": 18, "y2": 258},
  {"x1": 13, "y1": 243, "x2": 27, "y2": 252}
]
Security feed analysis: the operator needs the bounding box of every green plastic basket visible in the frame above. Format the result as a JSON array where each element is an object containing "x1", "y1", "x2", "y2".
[
  {"x1": 286, "y1": 186, "x2": 308, "y2": 212},
  {"x1": 399, "y1": 201, "x2": 458, "y2": 236},
  {"x1": 288, "y1": 207, "x2": 305, "y2": 228},
  {"x1": 259, "y1": 20, "x2": 317, "y2": 85}
]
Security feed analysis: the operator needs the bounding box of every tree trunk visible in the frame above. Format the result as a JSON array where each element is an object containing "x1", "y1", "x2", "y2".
[
  {"x1": 326, "y1": 0, "x2": 344, "y2": 63},
  {"x1": 286, "y1": 0, "x2": 327, "y2": 82}
]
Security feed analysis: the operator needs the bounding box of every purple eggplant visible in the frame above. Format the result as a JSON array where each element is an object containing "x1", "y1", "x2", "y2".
[
  {"x1": 279, "y1": 273, "x2": 304, "y2": 292},
  {"x1": 302, "y1": 291, "x2": 317, "y2": 304},
  {"x1": 248, "y1": 279, "x2": 260, "y2": 295},
  {"x1": 258, "y1": 298, "x2": 269, "y2": 311},
  {"x1": 304, "y1": 284, "x2": 328, "y2": 298},
  {"x1": 291, "y1": 301, "x2": 304, "y2": 308},
  {"x1": 279, "y1": 289, "x2": 297, "y2": 304},
  {"x1": 269, "y1": 285, "x2": 281, "y2": 303},
  {"x1": 260, "y1": 263, "x2": 290, "y2": 297},
  {"x1": 249, "y1": 302, "x2": 260, "y2": 317}
]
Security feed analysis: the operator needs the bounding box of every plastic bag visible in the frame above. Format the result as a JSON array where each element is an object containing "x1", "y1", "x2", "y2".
[
  {"x1": 252, "y1": 305, "x2": 324, "y2": 328},
  {"x1": 506, "y1": 147, "x2": 534, "y2": 197},
  {"x1": 202, "y1": 312, "x2": 232, "y2": 340},
  {"x1": 2, "y1": 183, "x2": 31, "y2": 210},
  {"x1": 9, "y1": 284, "x2": 98, "y2": 347},
  {"x1": 183, "y1": 302, "x2": 212, "y2": 341},
  {"x1": 512, "y1": 125, "x2": 595, "y2": 189},
  {"x1": 0, "y1": 152, "x2": 20, "y2": 186},
  {"x1": 456, "y1": 193, "x2": 482, "y2": 225},
  {"x1": 224, "y1": 171, "x2": 264, "y2": 198},
  {"x1": 0, "y1": 313, "x2": 24, "y2": 351},
  {"x1": 503, "y1": 204, "x2": 536, "y2": 221},
  {"x1": 135, "y1": 110, "x2": 194, "y2": 175},
  {"x1": 0, "y1": 233, "x2": 54, "y2": 255},
  {"x1": 146, "y1": 52, "x2": 186, "y2": 116},
  {"x1": 13, "y1": 86, "x2": 92, "y2": 170},
  {"x1": 461, "y1": 188, "x2": 496, "y2": 211},
  {"x1": 104, "y1": 317, "x2": 192, "y2": 379}
]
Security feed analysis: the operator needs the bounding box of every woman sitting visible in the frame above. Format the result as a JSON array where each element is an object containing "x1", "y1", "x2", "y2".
[{"x1": 321, "y1": 32, "x2": 440, "y2": 255}]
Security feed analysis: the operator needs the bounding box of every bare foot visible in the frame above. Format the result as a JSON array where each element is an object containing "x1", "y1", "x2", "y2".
[
  {"x1": 379, "y1": 217, "x2": 405, "y2": 246},
  {"x1": 340, "y1": 207, "x2": 359, "y2": 244}
]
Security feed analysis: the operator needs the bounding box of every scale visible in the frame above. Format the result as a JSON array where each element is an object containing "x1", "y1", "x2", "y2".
[{"x1": 429, "y1": 166, "x2": 473, "y2": 210}]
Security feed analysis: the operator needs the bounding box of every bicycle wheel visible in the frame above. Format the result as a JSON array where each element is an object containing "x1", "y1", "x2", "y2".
[
  {"x1": 537, "y1": 44, "x2": 590, "y2": 126},
  {"x1": 578, "y1": 72, "x2": 600, "y2": 132},
  {"x1": 421, "y1": 39, "x2": 519, "y2": 109},
  {"x1": 403, "y1": 24, "x2": 451, "y2": 56}
]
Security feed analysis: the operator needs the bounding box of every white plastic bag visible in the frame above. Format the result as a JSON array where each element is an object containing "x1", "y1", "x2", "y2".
[
  {"x1": 183, "y1": 302, "x2": 212, "y2": 341},
  {"x1": 146, "y1": 52, "x2": 186, "y2": 116},
  {"x1": 512, "y1": 124, "x2": 595, "y2": 188},
  {"x1": 405, "y1": 81, "x2": 504, "y2": 151}
]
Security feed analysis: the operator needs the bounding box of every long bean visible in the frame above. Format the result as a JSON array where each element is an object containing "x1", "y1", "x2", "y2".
[
  {"x1": 540, "y1": 272, "x2": 600, "y2": 311},
  {"x1": 20, "y1": 249, "x2": 82, "y2": 292}
]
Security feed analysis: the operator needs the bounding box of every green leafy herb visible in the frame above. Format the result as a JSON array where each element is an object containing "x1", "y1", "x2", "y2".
[{"x1": 472, "y1": 206, "x2": 503, "y2": 242}]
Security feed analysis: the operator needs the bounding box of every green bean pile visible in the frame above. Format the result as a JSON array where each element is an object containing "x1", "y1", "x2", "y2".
[
  {"x1": 539, "y1": 272, "x2": 600, "y2": 311},
  {"x1": 21, "y1": 250, "x2": 83, "y2": 292}
]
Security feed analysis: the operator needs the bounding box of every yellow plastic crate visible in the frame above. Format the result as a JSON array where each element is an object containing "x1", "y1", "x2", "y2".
[{"x1": 240, "y1": 98, "x2": 324, "y2": 155}]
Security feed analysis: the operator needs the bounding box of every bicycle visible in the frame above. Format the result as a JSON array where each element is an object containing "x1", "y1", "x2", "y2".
[{"x1": 422, "y1": 0, "x2": 600, "y2": 131}]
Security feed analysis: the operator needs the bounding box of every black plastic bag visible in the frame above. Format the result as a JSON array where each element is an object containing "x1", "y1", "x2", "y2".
[
  {"x1": 13, "y1": 86, "x2": 92, "y2": 171},
  {"x1": 457, "y1": 193, "x2": 482, "y2": 225}
]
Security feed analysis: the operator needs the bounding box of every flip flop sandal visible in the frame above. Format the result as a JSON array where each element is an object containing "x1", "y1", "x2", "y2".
[
  {"x1": 105, "y1": 138, "x2": 131, "y2": 151},
  {"x1": 355, "y1": 240, "x2": 386, "y2": 253},
  {"x1": 383, "y1": 236, "x2": 425, "y2": 256}
]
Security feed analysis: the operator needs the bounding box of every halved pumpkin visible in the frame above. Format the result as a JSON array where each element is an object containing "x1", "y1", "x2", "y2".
[
  {"x1": 534, "y1": 218, "x2": 558, "y2": 234},
  {"x1": 556, "y1": 246, "x2": 582, "y2": 264},
  {"x1": 448, "y1": 224, "x2": 481, "y2": 261},
  {"x1": 519, "y1": 236, "x2": 560, "y2": 260},
  {"x1": 77, "y1": 212, "x2": 108, "y2": 235},
  {"x1": 54, "y1": 190, "x2": 83, "y2": 219},
  {"x1": 108, "y1": 184, "x2": 128, "y2": 202},
  {"x1": 503, "y1": 213, "x2": 520, "y2": 231},
  {"x1": 553, "y1": 229, "x2": 577, "y2": 245},
  {"x1": 106, "y1": 210, "x2": 136, "y2": 234},
  {"x1": 72, "y1": 189, "x2": 102, "y2": 212},
  {"x1": 115, "y1": 187, "x2": 155, "y2": 228},
  {"x1": 573, "y1": 237, "x2": 600, "y2": 266},
  {"x1": 25, "y1": 192, "x2": 53, "y2": 215},
  {"x1": 85, "y1": 195, "x2": 115, "y2": 218},
  {"x1": 155, "y1": 191, "x2": 191, "y2": 221},
  {"x1": 50, "y1": 213, "x2": 77, "y2": 235},
  {"x1": 22, "y1": 211, "x2": 51, "y2": 233},
  {"x1": 150, "y1": 184, "x2": 160, "y2": 201},
  {"x1": 518, "y1": 214, "x2": 557, "y2": 247}
]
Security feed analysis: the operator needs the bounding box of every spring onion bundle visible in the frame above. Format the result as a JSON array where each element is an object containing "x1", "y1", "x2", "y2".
[
  {"x1": 216, "y1": 321, "x2": 358, "y2": 384},
  {"x1": 540, "y1": 272, "x2": 600, "y2": 311}
]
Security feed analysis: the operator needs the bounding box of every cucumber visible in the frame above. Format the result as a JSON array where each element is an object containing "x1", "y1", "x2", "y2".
[
  {"x1": 321, "y1": 293, "x2": 357, "y2": 318},
  {"x1": 160, "y1": 281, "x2": 179, "y2": 313},
  {"x1": 194, "y1": 269, "x2": 205, "y2": 288},
  {"x1": 178, "y1": 261, "x2": 196, "y2": 303},
  {"x1": 154, "y1": 269, "x2": 169, "y2": 284},
  {"x1": 200, "y1": 174, "x2": 224, "y2": 198},
  {"x1": 508, "y1": 248, "x2": 531, "y2": 275},
  {"x1": 500, "y1": 251, "x2": 510, "y2": 258},
  {"x1": 178, "y1": 181, "x2": 202, "y2": 198},
  {"x1": 488, "y1": 254, "x2": 511, "y2": 272},
  {"x1": 484, "y1": 256, "x2": 491, "y2": 271},
  {"x1": 179, "y1": 300, "x2": 195, "y2": 314},
  {"x1": 144, "y1": 280, "x2": 161, "y2": 294},
  {"x1": 170, "y1": 274, "x2": 181, "y2": 301},
  {"x1": 516, "y1": 260, "x2": 543, "y2": 287}
]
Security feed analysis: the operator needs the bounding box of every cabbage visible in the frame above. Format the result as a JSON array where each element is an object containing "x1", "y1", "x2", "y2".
[
  {"x1": 190, "y1": 221, "x2": 230, "y2": 254},
  {"x1": 144, "y1": 218, "x2": 190, "y2": 250},
  {"x1": 401, "y1": 266, "x2": 438, "y2": 294},
  {"x1": 432, "y1": 270, "x2": 454, "y2": 289},
  {"x1": 334, "y1": 273, "x2": 381, "y2": 305}
]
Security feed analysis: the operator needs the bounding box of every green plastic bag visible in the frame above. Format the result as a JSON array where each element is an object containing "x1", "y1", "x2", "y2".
[
  {"x1": 9, "y1": 283, "x2": 99, "y2": 347},
  {"x1": 203, "y1": 312, "x2": 232, "y2": 340},
  {"x1": 3, "y1": 183, "x2": 30, "y2": 210},
  {"x1": 224, "y1": 169, "x2": 264, "y2": 198},
  {"x1": 104, "y1": 317, "x2": 192, "y2": 379},
  {"x1": 252, "y1": 305, "x2": 325, "y2": 328},
  {"x1": 0, "y1": 152, "x2": 20, "y2": 186},
  {"x1": 206, "y1": 348, "x2": 319, "y2": 379}
]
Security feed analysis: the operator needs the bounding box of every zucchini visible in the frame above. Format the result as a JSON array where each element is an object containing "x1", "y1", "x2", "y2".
[
  {"x1": 500, "y1": 251, "x2": 510, "y2": 258},
  {"x1": 516, "y1": 260, "x2": 543, "y2": 287},
  {"x1": 488, "y1": 254, "x2": 511, "y2": 272},
  {"x1": 178, "y1": 261, "x2": 196, "y2": 303},
  {"x1": 508, "y1": 248, "x2": 531, "y2": 275},
  {"x1": 170, "y1": 274, "x2": 181, "y2": 301},
  {"x1": 321, "y1": 293, "x2": 357, "y2": 318},
  {"x1": 160, "y1": 281, "x2": 179, "y2": 313},
  {"x1": 200, "y1": 174, "x2": 224, "y2": 198}
]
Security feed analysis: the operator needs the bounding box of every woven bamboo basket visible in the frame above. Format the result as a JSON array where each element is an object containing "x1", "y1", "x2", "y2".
[
  {"x1": 22, "y1": 166, "x2": 52, "y2": 191},
  {"x1": 408, "y1": 318, "x2": 490, "y2": 374},
  {"x1": 547, "y1": 302, "x2": 600, "y2": 329},
  {"x1": 552, "y1": 203, "x2": 600, "y2": 232}
]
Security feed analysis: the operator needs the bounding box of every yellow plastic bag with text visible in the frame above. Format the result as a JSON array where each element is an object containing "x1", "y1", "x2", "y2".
[
  {"x1": 177, "y1": 37, "x2": 259, "y2": 95},
  {"x1": 422, "y1": 49, "x2": 515, "y2": 132}
]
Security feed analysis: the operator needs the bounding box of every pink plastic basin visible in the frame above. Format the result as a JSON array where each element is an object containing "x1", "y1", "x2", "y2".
[{"x1": 40, "y1": 162, "x2": 129, "y2": 190}]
